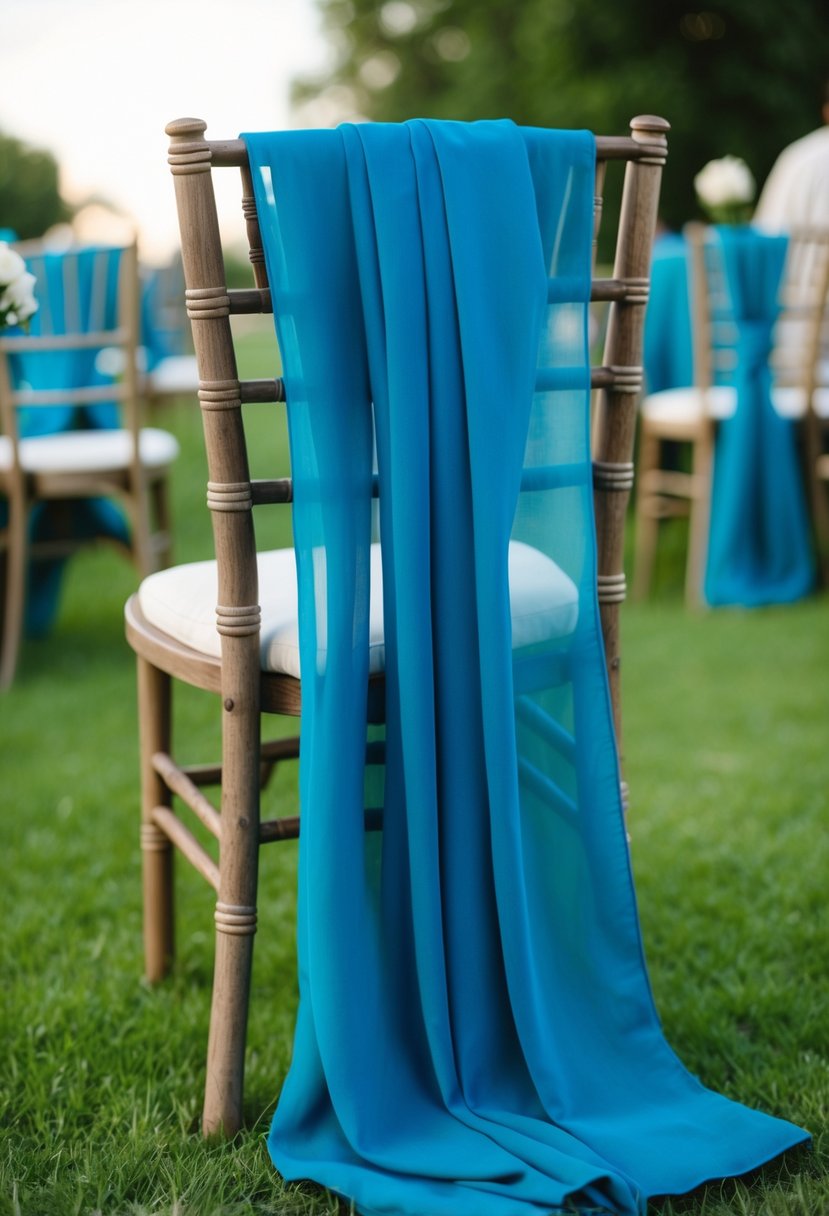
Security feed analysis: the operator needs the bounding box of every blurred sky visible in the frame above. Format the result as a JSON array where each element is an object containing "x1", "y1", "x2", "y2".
[{"x1": 0, "y1": 0, "x2": 330, "y2": 262}]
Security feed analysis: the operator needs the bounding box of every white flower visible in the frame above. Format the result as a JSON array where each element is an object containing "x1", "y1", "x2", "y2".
[
  {"x1": 694, "y1": 156, "x2": 756, "y2": 208},
  {"x1": 2, "y1": 270, "x2": 37, "y2": 316},
  {"x1": 0, "y1": 242, "x2": 27, "y2": 286},
  {"x1": 0, "y1": 241, "x2": 38, "y2": 329}
]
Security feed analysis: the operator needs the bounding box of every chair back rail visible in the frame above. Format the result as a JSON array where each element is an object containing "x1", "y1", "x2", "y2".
[{"x1": 166, "y1": 115, "x2": 667, "y2": 762}]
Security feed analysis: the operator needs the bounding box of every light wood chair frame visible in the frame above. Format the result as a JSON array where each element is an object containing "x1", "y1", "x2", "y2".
[
  {"x1": 799, "y1": 234, "x2": 829, "y2": 580},
  {"x1": 0, "y1": 241, "x2": 174, "y2": 688},
  {"x1": 124, "y1": 114, "x2": 668, "y2": 1137}
]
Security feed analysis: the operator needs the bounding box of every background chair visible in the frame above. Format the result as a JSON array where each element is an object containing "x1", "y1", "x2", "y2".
[
  {"x1": 139, "y1": 251, "x2": 200, "y2": 411},
  {"x1": 634, "y1": 223, "x2": 829, "y2": 604},
  {"x1": 124, "y1": 114, "x2": 667, "y2": 1136},
  {"x1": 0, "y1": 241, "x2": 179, "y2": 688}
]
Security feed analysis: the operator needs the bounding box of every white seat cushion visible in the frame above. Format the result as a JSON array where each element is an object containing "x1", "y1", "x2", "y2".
[
  {"x1": 137, "y1": 540, "x2": 580, "y2": 679},
  {"x1": 147, "y1": 354, "x2": 199, "y2": 397},
  {"x1": 0, "y1": 427, "x2": 179, "y2": 474},
  {"x1": 640, "y1": 386, "x2": 736, "y2": 426},
  {"x1": 641, "y1": 383, "x2": 829, "y2": 427},
  {"x1": 771, "y1": 384, "x2": 829, "y2": 420}
]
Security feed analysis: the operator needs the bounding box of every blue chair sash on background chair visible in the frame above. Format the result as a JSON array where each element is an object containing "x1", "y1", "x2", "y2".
[
  {"x1": 704, "y1": 227, "x2": 814, "y2": 603},
  {"x1": 634, "y1": 223, "x2": 829, "y2": 604},
  {"x1": 139, "y1": 252, "x2": 199, "y2": 410},
  {"x1": 642, "y1": 231, "x2": 694, "y2": 394}
]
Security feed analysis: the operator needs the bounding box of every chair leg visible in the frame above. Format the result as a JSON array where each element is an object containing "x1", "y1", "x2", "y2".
[
  {"x1": 0, "y1": 498, "x2": 29, "y2": 691},
  {"x1": 632, "y1": 428, "x2": 660, "y2": 600},
  {"x1": 128, "y1": 471, "x2": 155, "y2": 578},
  {"x1": 202, "y1": 687, "x2": 261, "y2": 1137},
  {"x1": 814, "y1": 476, "x2": 829, "y2": 586},
  {"x1": 202, "y1": 905, "x2": 257, "y2": 1137},
  {"x1": 151, "y1": 472, "x2": 174, "y2": 570},
  {"x1": 685, "y1": 439, "x2": 712, "y2": 608},
  {"x1": 805, "y1": 420, "x2": 829, "y2": 585},
  {"x1": 138, "y1": 656, "x2": 175, "y2": 981}
]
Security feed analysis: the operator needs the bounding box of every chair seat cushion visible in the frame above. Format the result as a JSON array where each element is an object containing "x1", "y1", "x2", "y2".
[
  {"x1": 771, "y1": 384, "x2": 829, "y2": 420},
  {"x1": 137, "y1": 540, "x2": 580, "y2": 679},
  {"x1": 641, "y1": 384, "x2": 829, "y2": 427},
  {"x1": 0, "y1": 427, "x2": 179, "y2": 474},
  {"x1": 640, "y1": 385, "x2": 735, "y2": 426},
  {"x1": 147, "y1": 354, "x2": 199, "y2": 396}
]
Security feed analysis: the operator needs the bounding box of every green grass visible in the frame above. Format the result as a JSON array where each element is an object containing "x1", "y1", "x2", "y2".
[
  {"x1": 622, "y1": 595, "x2": 829, "y2": 1214},
  {"x1": 2, "y1": 326, "x2": 828, "y2": 1214}
]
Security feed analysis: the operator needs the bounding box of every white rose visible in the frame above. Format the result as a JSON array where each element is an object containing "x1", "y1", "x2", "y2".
[
  {"x1": 1, "y1": 277, "x2": 38, "y2": 327},
  {"x1": 0, "y1": 242, "x2": 27, "y2": 286},
  {"x1": 694, "y1": 156, "x2": 756, "y2": 207},
  {"x1": 6, "y1": 270, "x2": 38, "y2": 320}
]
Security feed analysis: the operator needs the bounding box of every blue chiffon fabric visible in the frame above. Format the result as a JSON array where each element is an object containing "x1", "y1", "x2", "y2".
[
  {"x1": 643, "y1": 232, "x2": 694, "y2": 394},
  {"x1": 703, "y1": 227, "x2": 815, "y2": 606},
  {"x1": 6, "y1": 246, "x2": 128, "y2": 634},
  {"x1": 245, "y1": 122, "x2": 808, "y2": 1216},
  {"x1": 140, "y1": 260, "x2": 188, "y2": 372}
]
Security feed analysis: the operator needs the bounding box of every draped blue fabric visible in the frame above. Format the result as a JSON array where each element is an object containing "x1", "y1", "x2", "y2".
[
  {"x1": 5, "y1": 246, "x2": 128, "y2": 634},
  {"x1": 16, "y1": 246, "x2": 122, "y2": 434},
  {"x1": 140, "y1": 259, "x2": 188, "y2": 372},
  {"x1": 704, "y1": 228, "x2": 815, "y2": 606},
  {"x1": 643, "y1": 232, "x2": 694, "y2": 393},
  {"x1": 245, "y1": 122, "x2": 808, "y2": 1216}
]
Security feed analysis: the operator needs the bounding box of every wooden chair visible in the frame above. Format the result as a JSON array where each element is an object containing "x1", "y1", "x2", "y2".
[
  {"x1": 124, "y1": 114, "x2": 668, "y2": 1136},
  {"x1": 633, "y1": 223, "x2": 829, "y2": 603},
  {"x1": 0, "y1": 241, "x2": 179, "y2": 688}
]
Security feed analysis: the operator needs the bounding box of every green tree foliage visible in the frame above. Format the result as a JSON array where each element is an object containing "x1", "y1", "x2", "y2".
[
  {"x1": 0, "y1": 130, "x2": 70, "y2": 240},
  {"x1": 294, "y1": 0, "x2": 829, "y2": 243}
]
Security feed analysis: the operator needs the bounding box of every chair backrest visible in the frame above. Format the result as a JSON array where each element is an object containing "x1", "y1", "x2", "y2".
[
  {"x1": 685, "y1": 221, "x2": 829, "y2": 402},
  {"x1": 0, "y1": 242, "x2": 142, "y2": 450},
  {"x1": 780, "y1": 227, "x2": 829, "y2": 408},
  {"x1": 165, "y1": 115, "x2": 667, "y2": 758}
]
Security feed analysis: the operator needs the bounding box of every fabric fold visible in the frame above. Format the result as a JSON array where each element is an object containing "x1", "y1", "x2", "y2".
[{"x1": 244, "y1": 120, "x2": 808, "y2": 1216}]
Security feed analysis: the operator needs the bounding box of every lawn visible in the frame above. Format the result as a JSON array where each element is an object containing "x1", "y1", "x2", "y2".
[{"x1": 2, "y1": 321, "x2": 827, "y2": 1215}]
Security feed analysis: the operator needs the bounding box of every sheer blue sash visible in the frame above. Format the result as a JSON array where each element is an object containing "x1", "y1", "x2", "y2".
[
  {"x1": 7, "y1": 246, "x2": 128, "y2": 634},
  {"x1": 246, "y1": 122, "x2": 808, "y2": 1216},
  {"x1": 704, "y1": 227, "x2": 815, "y2": 605},
  {"x1": 16, "y1": 245, "x2": 123, "y2": 434},
  {"x1": 643, "y1": 232, "x2": 694, "y2": 393}
]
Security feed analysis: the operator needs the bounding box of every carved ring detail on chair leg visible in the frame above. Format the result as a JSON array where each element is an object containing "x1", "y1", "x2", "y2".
[
  {"x1": 141, "y1": 821, "x2": 174, "y2": 982},
  {"x1": 214, "y1": 902, "x2": 258, "y2": 936},
  {"x1": 140, "y1": 821, "x2": 170, "y2": 851}
]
